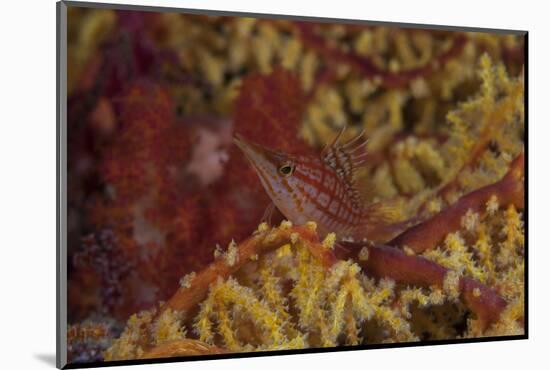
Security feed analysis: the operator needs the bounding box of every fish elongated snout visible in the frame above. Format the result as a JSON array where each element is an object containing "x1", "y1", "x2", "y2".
[
  {"x1": 233, "y1": 134, "x2": 289, "y2": 177},
  {"x1": 233, "y1": 134, "x2": 248, "y2": 152},
  {"x1": 233, "y1": 135, "x2": 279, "y2": 163},
  {"x1": 233, "y1": 134, "x2": 259, "y2": 161}
]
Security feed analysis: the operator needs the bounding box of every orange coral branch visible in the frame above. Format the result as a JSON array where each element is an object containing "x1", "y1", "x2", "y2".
[
  {"x1": 141, "y1": 339, "x2": 227, "y2": 359},
  {"x1": 162, "y1": 220, "x2": 507, "y2": 332},
  {"x1": 339, "y1": 242, "x2": 507, "y2": 329},
  {"x1": 68, "y1": 323, "x2": 110, "y2": 343},
  {"x1": 389, "y1": 153, "x2": 524, "y2": 253},
  {"x1": 161, "y1": 224, "x2": 337, "y2": 315},
  {"x1": 295, "y1": 22, "x2": 467, "y2": 88}
]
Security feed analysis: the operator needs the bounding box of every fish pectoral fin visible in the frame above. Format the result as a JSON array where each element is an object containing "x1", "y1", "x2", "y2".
[
  {"x1": 259, "y1": 202, "x2": 287, "y2": 227},
  {"x1": 260, "y1": 202, "x2": 276, "y2": 225}
]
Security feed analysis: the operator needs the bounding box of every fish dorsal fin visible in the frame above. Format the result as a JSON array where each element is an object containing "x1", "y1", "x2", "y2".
[
  {"x1": 321, "y1": 126, "x2": 369, "y2": 208},
  {"x1": 321, "y1": 126, "x2": 369, "y2": 186}
]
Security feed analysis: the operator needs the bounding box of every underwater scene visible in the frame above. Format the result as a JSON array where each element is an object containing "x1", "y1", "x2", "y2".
[{"x1": 66, "y1": 6, "x2": 525, "y2": 364}]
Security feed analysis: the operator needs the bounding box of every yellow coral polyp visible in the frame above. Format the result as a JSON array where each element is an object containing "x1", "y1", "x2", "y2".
[
  {"x1": 104, "y1": 309, "x2": 156, "y2": 361},
  {"x1": 255, "y1": 222, "x2": 270, "y2": 234},
  {"x1": 305, "y1": 221, "x2": 317, "y2": 232},
  {"x1": 279, "y1": 220, "x2": 293, "y2": 230},
  {"x1": 424, "y1": 232, "x2": 486, "y2": 283},
  {"x1": 179, "y1": 272, "x2": 196, "y2": 289},
  {"x1": 461, "y1": 209, "x2": 480, "y2": 232},
  {"x1": 276, "y1": 244, "x2": 293, "y2": 258},
  {"x1": 224, "y1": 240, "x2": 239, "y2": 267},
  {"x1": 152, "y1": 309, "x2": 186, "y2": 346},
  {"x1": 322, "y1": 232, "x2": 337, "y2": 250},
  {"x1": 442, "y1": 271, "x2": 461, "y2": 301},
  {"x1": 358, "y1": 247, "x2": 369, "y2": 261},
  {"x1": 486, "y1": 195, "x2": 500, "y2": 215}
]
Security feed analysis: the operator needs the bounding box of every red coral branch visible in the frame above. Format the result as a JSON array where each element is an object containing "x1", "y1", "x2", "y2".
[
  {"x1": 389, "y1": 153, "x2": 524, "y2": 253},
  {"x1": 295, "y1": 22, "x2": 467, "y2": 89},
  {"x1": 338, "y1": 242, "x2": 507, "y2": 329},
  {"x1": 161, "y1": 222, "x2": 505, "y2": 331}
]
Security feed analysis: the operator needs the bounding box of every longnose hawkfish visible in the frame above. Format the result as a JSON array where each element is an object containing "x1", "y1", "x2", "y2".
[{"x1": 234, "y1": 128, "x2": 405, "y2": 242}]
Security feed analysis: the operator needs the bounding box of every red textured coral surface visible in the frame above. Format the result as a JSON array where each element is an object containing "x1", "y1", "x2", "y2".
[{"x1": 68, "y1": 45, "x2": 311, "y2": 320}]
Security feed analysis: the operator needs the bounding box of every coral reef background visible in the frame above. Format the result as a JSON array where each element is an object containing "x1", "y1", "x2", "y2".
[{"x1": 65, "y1": 6, "x2": 525, "y2": 364}]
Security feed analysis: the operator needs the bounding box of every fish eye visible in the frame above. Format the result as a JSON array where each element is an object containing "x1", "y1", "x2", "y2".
[{"x1": 278, "y1": 163, "x2": 295, "y2": 176}]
